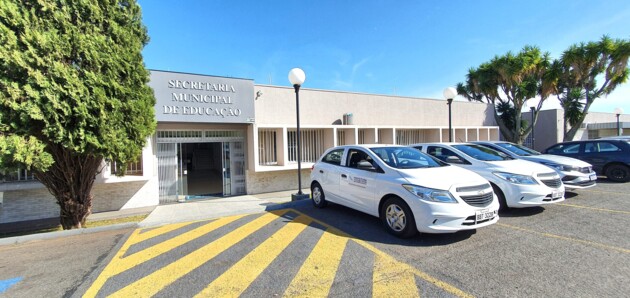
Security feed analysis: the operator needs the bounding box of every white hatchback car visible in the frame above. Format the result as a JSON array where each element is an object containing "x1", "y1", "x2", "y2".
[
  {"x1": 310, "y1": 145, "x2": 499, "y2": 238},
  {"x1": 411, "y1": 143, "x2": 565, "y2": 210},
  {"x1": 472, "y1": 141, "x2": 597, "y2": 189}
]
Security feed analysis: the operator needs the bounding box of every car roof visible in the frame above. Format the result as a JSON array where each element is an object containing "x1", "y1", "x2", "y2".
[{"x1": 409, "y1": 142, "x2": 479, "y2": 147}]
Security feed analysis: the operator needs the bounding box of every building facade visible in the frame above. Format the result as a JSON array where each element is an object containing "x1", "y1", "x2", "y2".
[
  {"x1": 1, "y1": 70, "x2": 502, "y2": 229},
  {"x1": 523, "y1": 109, "x2": 630, "y2": 152}
]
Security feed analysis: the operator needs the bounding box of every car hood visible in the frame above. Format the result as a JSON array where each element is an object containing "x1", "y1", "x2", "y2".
[
  {"x1": 396, "y1": 165, "x2": 488, "y2": 190},
  {"x1": 523, "y1": 155, "x2": 592, "y2": 167},
  {"x1": 485, "y1": 159, "x2": 557, "y2": 176}
]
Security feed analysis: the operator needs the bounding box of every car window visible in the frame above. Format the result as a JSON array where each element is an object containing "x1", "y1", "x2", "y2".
[
  {"x1": 321, "y1": 149, "x2": 344, "y2": 165},
  {"x1": 346, "y1": 149, "x2": 376, "y2": 171},
  {"x1": 370, "y1": 147, "x2": 445, "y2": 169},
  {"x1": 426, "y1": 146, "x2": 468, "y2": 164},
  {"x1": 547, "y1": 143, "x2": 580, "y2": 154},
  {"x1": 597, "y1": 142, "x2": 621, "y2": 152},
  {"x1": 495, "y1": 142, "x2": 540, "y2": 156},
  {"x1": 453, "y1": 144, "x2": 512, "y2": 161}
]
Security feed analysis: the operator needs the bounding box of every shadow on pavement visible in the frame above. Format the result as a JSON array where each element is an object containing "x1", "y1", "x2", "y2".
[{"x1": 286, "y1": 202, "x2": 476, "y2": 247}]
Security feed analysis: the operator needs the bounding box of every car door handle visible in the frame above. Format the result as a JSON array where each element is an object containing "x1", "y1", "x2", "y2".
[{"x1": 341, "y1": 174, "x2": 347, "y2": 178}]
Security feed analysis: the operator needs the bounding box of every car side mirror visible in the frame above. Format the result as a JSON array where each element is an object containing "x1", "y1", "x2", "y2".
[
  {"x1": 357, "y1": 160, "x2": 375, "y2": 170},
  {"x1": 446, "y1": 156, "x2": 466, "y2": 164}
]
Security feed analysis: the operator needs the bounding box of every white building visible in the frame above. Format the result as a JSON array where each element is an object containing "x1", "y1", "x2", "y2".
[{"x1": 0, "y1": 69, "x2": 525, "y2": 231}]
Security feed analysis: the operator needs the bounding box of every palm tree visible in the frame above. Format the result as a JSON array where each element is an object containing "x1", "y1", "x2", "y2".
[
  {"x1": 457, "y1": 46, "x2": 553, "y2": 144},
  {"x1": 556, "y1": 36, "x2": 630, "y2": 141}
]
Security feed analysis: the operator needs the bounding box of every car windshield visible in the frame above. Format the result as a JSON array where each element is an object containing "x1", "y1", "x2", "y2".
[
  {"x1": 495, "y1": 142, "x2": 540, "y2": 156},
  {"x1": 453, "y1": 144, "x2": 513, "y2": 161},
  {"x1": 370, "y1": 147, "x2": 446, "y2": 169}
]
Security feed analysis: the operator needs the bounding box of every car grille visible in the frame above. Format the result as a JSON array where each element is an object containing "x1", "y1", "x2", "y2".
[
  {"x1": 540, "y1": 178, "x2": 562, "y2": 188},
  {"x1": 460, "y1": 192, "x2": 494, "y2": 207},
  {"x1": 456, "y1": 183, "x2": 490, "y2": 192}
]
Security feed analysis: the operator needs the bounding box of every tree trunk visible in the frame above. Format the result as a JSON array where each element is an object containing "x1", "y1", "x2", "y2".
[{"x1": 34, "y1": 144, "x2": 103, "y2": 230}]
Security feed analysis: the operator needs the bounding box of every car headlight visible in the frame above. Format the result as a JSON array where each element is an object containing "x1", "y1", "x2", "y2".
[
  {"x1": 541, "y1": 162, "x2": 577, "y2": 172},
  {"x1": 402, "y1": 184, "x2": 457, "y2": 203},
  {"x1": 493, "y1": 172, "x2": 538, "y2": 185}
]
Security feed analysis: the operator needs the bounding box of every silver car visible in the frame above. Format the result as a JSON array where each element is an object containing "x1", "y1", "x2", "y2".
[{"x1": 472, "y1": 141, "x2": 596, "y2": 189}]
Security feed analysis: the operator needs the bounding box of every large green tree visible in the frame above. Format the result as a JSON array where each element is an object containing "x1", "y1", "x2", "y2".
[
  {"x1": 457, "y1": 46, "x2": 555, "y2": 144},
  {"x1": 553, "y1": 36, "x2": 630, "y2": 141},
  {"x1": 0, "y1": 0, "x2": 156, "y2": 229}
]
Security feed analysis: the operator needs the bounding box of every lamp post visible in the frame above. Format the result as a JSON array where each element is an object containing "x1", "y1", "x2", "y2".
[
  {"x1": 443, "y1": 87, "x2": 457, "y2": 142},
  {"x1": 526, "y1": 99, "x2": 537, "y2": 149},
  {"x1": 614, "y1": 107, "x2": 624, "y2": 136},
  {"x1": 289, "y1": 68, "x2": 309, "y2": 201}
]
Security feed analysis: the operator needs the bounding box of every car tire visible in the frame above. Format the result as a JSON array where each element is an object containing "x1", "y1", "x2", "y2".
[
  {"x1": 380, "y1": 197, "x2": 417, "y2": 238},
  {"x1": 491, "y1": 184, "x2": 509, "y2": 211},
  {"x1": 605, "y1": 164, "x2": 630, "y2": 183},
  {"x1": 311, "y1": 182, "x2": 328, "y2": 208}
]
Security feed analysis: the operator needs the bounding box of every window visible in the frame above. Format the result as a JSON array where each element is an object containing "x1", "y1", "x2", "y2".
[
  {"x1": 288, "y1": 129, "x2": 325, "y2": 163},
  {"x1": 396, "y1": 129, "x2": 424, "y2": 145},
  {"x1": 453, "y1": 144, "x2": 512, "y2": 161},
  {"x1": 548, "y1": 143, "x2": 580, "y2": 154},
  {"x1": 322, "y1": 149, "x2": 344, "y2": 166},
  {"x1": 427, "y1": 146, "x2": 469, "y2": 164},
  {"x1": 111, "y1": 157, "x2": 143, "y2": 176},
  {"x1": 596, "y1": 142, "x2": 621, "y2": 152},
  {"x1": 0, "y1": 168, "x2": 36, "y2": 182},
  {"x1": 346, "y1": 149, "x2": 375, "y2": 170},
  {"x1": 258, "y1": 129, "x2": 277, "y2": 165}
]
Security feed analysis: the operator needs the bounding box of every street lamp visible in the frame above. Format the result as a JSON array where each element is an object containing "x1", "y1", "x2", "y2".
[
  {"x1": 526, "y1": 99, "x2": 537, "y2": 149},
  {"x1": 614, "y1": 107, "x2": 624, "y2": 136},
  {"x1": 289, "y1": 68, "x2": 309, "y2": 201},
  {"x1": 443, "y1": 87, "x2": 457, "y2": 142}
]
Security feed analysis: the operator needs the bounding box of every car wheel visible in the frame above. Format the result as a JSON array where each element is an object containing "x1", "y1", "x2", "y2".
[
  {"x1": 605, "y1": 164, "x2": 630, "y2": 182},
  {"x1": 491, "y1": 184, "x2": 509, "y2": 211},
  {"x1": 311, "y1": 183, "x2": 328, "y2": 208},
  {"x1": 380, "y1": 197, "x2": 417, "y2": 238}
]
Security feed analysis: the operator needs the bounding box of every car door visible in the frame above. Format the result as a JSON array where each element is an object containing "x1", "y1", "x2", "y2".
[
  {"x1": 314, "y1": 148, "x2": 345, "y2": 201},
  {"x1": 578, "y1": 141, "x2": 621, "y2": 173},
  {"x1": 338, "y1": 148, "x2": 379, "y2": 214}
]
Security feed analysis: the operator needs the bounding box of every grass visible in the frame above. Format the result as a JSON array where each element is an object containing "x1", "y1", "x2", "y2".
[{"x1": 0, "y1": 214, "x2": 148, "y2": 239}]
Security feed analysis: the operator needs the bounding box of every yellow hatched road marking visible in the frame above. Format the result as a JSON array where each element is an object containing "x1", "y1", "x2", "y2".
[
  {"x1": 195, "y1": 215, "x2": 312, "y2": 297},
  {"x1": 497, "y1": 223, "x2": 630, "y2": 254},
  {"x1": 556, "y1": 203, "x2": 630, "y2": 215},
  {"x1": 373, "y1": 254, "x2": 419, "y2": 297},
  {"x1": 283, "y1": 229, "x2": 348, "y2": 297},
  {"x1": 107, "y1": 211, "x2": 287, "y2": 298},
  {"x1": 128, "y1": 222, "x2": 192, "y2": 245},
  {"x1": 83, "y1": 215, "x2": 244, "y2": 297},
  {"x1": 290, "y1": 210, "x2": 474, "y2": 298}
]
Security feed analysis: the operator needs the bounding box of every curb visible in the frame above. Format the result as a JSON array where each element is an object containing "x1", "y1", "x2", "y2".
[{"x1": 0, "y1": 222, "x2": 138, "y2": 246}]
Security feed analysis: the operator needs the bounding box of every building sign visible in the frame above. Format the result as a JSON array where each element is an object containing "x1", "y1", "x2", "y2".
[{"x1": 149, "y1": 70, "x2": 255, "y2": 123}]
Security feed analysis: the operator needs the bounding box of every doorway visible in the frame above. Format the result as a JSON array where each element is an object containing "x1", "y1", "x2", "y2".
[
  {"x1": 157, "y1": 138, "x2": 246, "y2": 204},
  {"x1": 181, "y1": 143, "x2": 223, "y2": 197}
]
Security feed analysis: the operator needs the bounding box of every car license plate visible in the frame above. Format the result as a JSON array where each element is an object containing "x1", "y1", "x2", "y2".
[
  {"x1": 552, "y1": 190, "x2": 563, "y2": 199},
  {"x1": 475, "y1": 209, "x2": 495, "y2": 222},
  {"x1": 589, "y1": 173, "x2": 597, "y2": 181}
]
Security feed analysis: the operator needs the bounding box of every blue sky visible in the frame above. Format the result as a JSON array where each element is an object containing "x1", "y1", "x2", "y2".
[{"x1": 137, "y1": 0, "x2": 630, "y2": 113}]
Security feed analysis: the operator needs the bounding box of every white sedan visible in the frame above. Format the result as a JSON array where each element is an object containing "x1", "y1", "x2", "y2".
[
  {"x1": 411, "y1": 143, "x2": 565, "y2": 210},
  {"x1": 310, "y1": 144, "x2": 499, "y2": 238}
]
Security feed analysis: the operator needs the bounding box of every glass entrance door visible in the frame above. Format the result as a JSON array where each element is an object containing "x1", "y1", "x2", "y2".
[{"x1": 157, "y1": 137, "x2": 246, "y2": 203}]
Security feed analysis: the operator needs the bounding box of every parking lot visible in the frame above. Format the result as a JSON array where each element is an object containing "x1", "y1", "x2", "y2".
[
  {"x1": 291, "y1": 178, "x2": 630, "y2": 297},
  {"x1": 2, "y1": 179, "x2": 628, "y2": 297}
]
